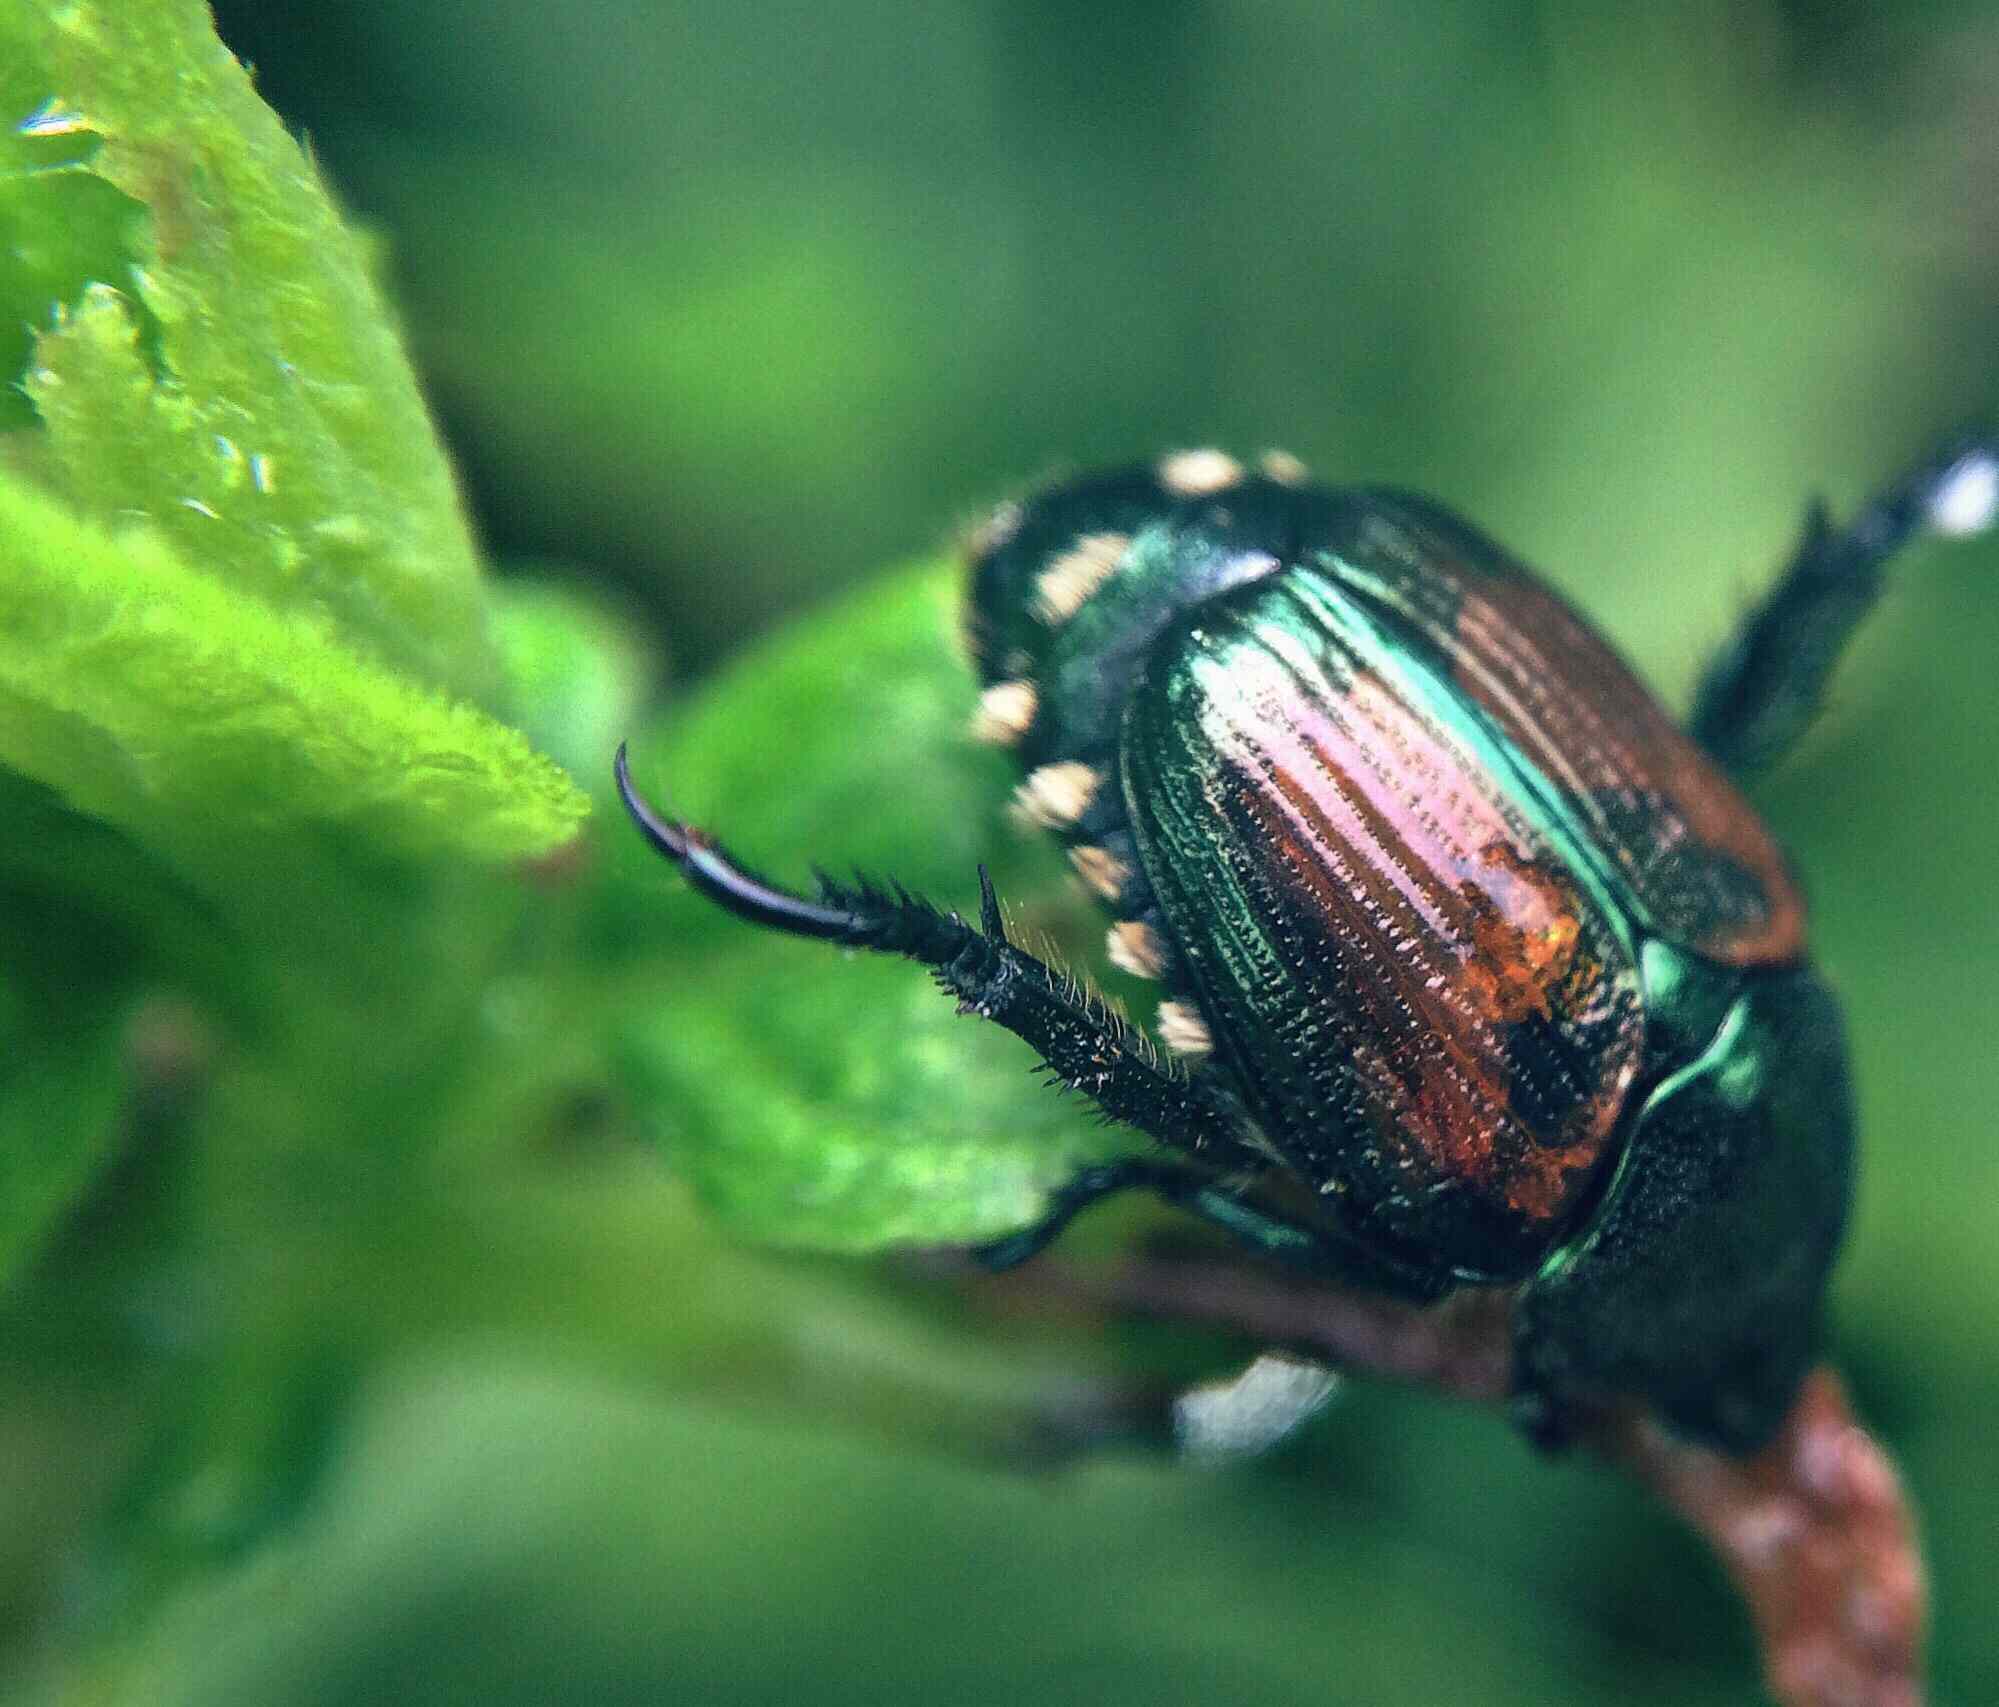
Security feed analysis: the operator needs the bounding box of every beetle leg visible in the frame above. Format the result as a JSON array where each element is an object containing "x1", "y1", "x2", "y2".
[
  {"x1": 972, "y1": 1158, "x2": 1312, "y2": 1270},
  {"x1": 616, "y1": 745, "x2": 1269, "y2": 1172},
  {"x1": 1689, "y1": 429, "x2": 1999, "y2": 773},
  {"x1": 972, "y1": 1155, "x2": 1453, "y2": 1302},
  {"x1": 972, "y1": 1160, "x2": 1211, "y2": 1269}
]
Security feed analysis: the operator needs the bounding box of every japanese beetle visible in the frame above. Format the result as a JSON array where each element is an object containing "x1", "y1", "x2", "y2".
[{"x1": 618, "y1": 437, "x2": 1999, "y2": 1453}]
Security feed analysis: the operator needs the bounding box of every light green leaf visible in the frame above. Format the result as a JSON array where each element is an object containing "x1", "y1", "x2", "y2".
[
  {"x1": 0, "y1": 155, "x2": 144, "y2": 433},
  {"x1": 3, "y1": 0, "x2": 498, "y2": 703},
  {"x1": 618, "y1": 936, "x2": 1129, "y2": 1250},
  {"x1": 0, "y1": 472, "x2": 586, "y2": 866},
  {"x1": 490, "y1": 577, "x2": 655, "y2": 797}
]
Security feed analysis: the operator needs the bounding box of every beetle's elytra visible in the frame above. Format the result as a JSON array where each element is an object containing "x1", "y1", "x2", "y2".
[{"x1": 620, "y1": 438, "x2": 1999, "y2": 1453}]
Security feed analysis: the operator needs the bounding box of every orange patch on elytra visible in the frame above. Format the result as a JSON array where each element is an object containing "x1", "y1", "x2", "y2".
[
  {"x1": 1503, "y1": 1134, "x2": 1602, "y2": 1222},
  {"x1": 1445, "y1": 572, "x2": 1807, "y2": 966},
  {"x1": 1457, "y1": 842, "x2": 1591, "y2": 1026}
]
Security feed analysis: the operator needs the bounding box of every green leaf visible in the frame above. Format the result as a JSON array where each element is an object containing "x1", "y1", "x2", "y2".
[
  {"x1": 489, "y1": 577, "x2": 655, "y2": 796},
  {"x1": 0, "y1": 892, "x2": 130, "y2": 1289},
  {"x1": 618, "y1": 937, "x2": 1128, "y2": 1249},
  {"x1": 0, "y1": 769, "x2": 239, "y2": 1016},
  {"x1": 0, "y1": 471, "x2": 586, "y2": 867},
  {"x1": 0, "y1": 156, "x2": 146, "y2": 434},
  {"x1": 0, "y1": 1002, "x2": 126, "y2": 1291},
  {"x1": 611, "y1": 563, "x2": 1131, "y2": 1250},
  {"x1": 2, "y1": 0, "x2": 499, "y2": 703}
]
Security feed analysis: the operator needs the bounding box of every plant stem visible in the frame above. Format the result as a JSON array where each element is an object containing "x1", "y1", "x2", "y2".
[{"x1": 969, "y1": 1249, "x2": 1924, "y2": 1707}]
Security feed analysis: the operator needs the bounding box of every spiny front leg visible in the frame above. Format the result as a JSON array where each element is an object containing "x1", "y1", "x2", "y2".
[
  {"x1": 614, "y1": 745, "x2": 1265, "y2": 1172},
  {"x1": 1690, "y1": 430, "x2": 1999, "y2": 775}
]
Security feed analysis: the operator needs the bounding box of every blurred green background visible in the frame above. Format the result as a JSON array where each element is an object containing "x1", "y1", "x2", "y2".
[{"x1": 9, "y1": 1, "x2": 1999, "y2": 1703}]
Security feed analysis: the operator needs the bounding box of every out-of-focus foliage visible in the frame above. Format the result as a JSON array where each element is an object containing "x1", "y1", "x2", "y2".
[
  {"x1": 0, "y1": 0, "x2": 596, "y2": 1332},
  {"x1": 5, "y1": 0, "x2": 1999, "y2": 1705},
  {"x1": 3, "y1": 0, "x2": 500, "y2": 701},
  {"x1": 0, "y1": 467, "x2": 581, "y2": 867},
  {"x1": 0, "y1": 0, "x2": 588, "y2": 1307}
]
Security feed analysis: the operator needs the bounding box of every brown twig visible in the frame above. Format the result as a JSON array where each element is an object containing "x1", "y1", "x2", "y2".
[
  {"x1": 1606, "y1": 1369, "x2": 1924, "y2": 1707},
  {"x1": 966, "y1": 1249, "x2": 1925, "y2": 1707}
]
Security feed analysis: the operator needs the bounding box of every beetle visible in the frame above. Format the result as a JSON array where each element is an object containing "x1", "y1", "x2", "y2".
[{"x1": 616, "y1": 437, "x2": 1999, "y2": 1453}]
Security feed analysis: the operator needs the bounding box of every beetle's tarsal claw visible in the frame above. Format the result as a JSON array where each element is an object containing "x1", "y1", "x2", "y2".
[
  {"x1": 613, "y1": 740, "x2": 692, "y2": 861},
  {"x1": 614, "y1": 742, "x2": 865, "y2": 943}
]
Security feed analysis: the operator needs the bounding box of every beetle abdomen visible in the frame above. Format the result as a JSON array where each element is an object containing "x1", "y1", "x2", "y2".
[{"x1": 1123, "y1": 568, "x2": 1648, "y2": 1280}]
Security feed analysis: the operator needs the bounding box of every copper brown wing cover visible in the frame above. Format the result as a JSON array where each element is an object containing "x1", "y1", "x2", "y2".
[
  {"x1": 1321, "y1": 491, "x2": 1807, "y2": 968},
  {"x1": 1122, "y1": 568, "x2": 1651, "y2": 1282}
]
